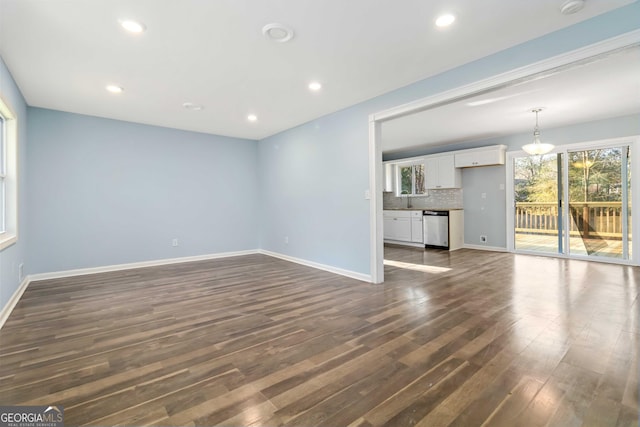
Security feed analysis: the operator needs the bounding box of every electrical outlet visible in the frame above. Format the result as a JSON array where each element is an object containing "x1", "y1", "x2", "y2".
[
  {"x1": 284, "y1": 236, "x2": 289, "y2": 244},
  {"x1": 18, "y1": 263, "x2": 24, "y2": 280},
  {"x1": 172, "y1": 238, "x2": 179, "y2": 247},
  {"x1": 480, "y1": 235, "x2": 487, "y2": 243}
]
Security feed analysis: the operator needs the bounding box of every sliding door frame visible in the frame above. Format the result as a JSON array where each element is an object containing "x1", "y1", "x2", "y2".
[{"x1": 506, "y1": 136, "x2": 639, "y2": 265}]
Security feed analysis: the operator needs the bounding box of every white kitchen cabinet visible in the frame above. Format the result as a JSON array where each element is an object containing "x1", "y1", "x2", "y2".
[
  {"x1": 383, "y1": 216, "x2": 403, "y2": 240},
  {"x1": 382, "y1": 162, "x2": 395, "y2": 192},
  {"x1": 383, "y1": 210, "x2": 411, "y2": 242},
  {"x1": 410, "y1": 211, "x2": 423, "y2": 243},
  {"x1": 384, "y1": 210, "x2": 423, "y2": 244},
  {"x1": 448, "y1": 210, "x2": 464, "y2": 250},
  {"x1": 454, "y1": 145, "x2": 506, "y2": 168},
  {"x1": 425, "y1": 155, "x2": 461, "y2": 189},
  {"x1": 383, "y1": 209, "x2": 461, "y2": 249}
]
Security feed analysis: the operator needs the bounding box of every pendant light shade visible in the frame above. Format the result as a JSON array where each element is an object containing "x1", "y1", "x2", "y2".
[{"x1": 522, "y1": 108, "x2": 554, "y2": 155}]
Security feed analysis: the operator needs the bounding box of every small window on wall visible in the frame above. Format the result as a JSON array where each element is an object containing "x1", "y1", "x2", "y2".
[
  {"x1": 0, "y1": 94, "x2": 17, "y2": 251},
  {"x1": 397, "y1": 162, "x2": 426, "y2": 196}
]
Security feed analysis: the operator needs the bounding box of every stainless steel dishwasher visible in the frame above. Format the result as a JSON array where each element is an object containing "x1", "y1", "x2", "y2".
[{"x1": 423, "y1": 210, "x2": 449, "y2": 248}]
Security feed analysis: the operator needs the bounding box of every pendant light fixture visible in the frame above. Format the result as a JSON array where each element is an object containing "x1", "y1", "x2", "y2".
[{"x1": 522, "y1": 108, "x2": 554, "y2": 155}]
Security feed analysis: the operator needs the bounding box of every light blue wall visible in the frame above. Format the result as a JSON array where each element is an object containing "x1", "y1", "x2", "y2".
[
  {"x1": 0, "y1": 57, "x2": 28, "y2": 310},
  {"x1": 27, "y1": 108, "x2": 259, "y2": 274},
  {"x1": 259, "y1": 3, "x2": 640, "y2": 276},
  {"x1": 258, "y1": 106, "x2": 372, "y2": 273},
  {"x1": 462, "y1": 165, "x2": 507, "y2": 248}
]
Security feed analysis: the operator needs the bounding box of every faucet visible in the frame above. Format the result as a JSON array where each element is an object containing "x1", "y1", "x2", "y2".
[{"x1": 407, "y1": 197, "x2": 412, "y2": 208}]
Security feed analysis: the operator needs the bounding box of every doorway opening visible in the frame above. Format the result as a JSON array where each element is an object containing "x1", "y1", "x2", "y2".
[{"x1": 369, "y1": 31, "x2": 640, "y2": 283}]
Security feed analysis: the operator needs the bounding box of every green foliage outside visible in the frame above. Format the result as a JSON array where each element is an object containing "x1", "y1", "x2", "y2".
[
  {"x1": 515, "y1": 148, "x2": 627, "y2": 203},
  {"x1": 400, "y1": 166, "x2": 412, "y2": 195},
  {"x1": 400, "y1": 164, "x2": 426, "y2": 195}
]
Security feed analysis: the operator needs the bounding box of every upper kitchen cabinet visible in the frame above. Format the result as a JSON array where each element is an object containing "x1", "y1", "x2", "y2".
[
  {"x1": 425, "y1": 154, "x2": 461, "y2": 189},
  {"x1": 382, "y1": 162, "x2": 395, "y2": 192},
  {"x1": 454, "y1": 145, "x2": 506, "y2": 168}
]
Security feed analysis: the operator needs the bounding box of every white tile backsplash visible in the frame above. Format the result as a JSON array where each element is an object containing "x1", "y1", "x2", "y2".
[{"x1": 383, "y1": 189, "x2": 463, "y2": 210}]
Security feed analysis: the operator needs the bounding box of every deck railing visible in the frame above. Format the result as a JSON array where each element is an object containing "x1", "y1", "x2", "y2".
[{"x1": 515, "y1": 202, "x2": 629, "y2": 238}]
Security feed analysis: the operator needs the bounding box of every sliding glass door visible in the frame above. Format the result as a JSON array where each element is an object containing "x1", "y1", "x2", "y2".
[
  {"x1": 567, "y1": 147, "x2": 631, "y2": 259},
  {"x1": 514, "y1": 153, "x2": 564, "y2": 254},
  {"x1": 511, "y1": 141, "x2": 632, "y2": 262}
]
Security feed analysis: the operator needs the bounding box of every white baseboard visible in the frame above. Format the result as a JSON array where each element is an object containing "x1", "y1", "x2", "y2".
[
  {"x1": 463, "y1": 244, "x2": 508, "y2": 252},
  {"x1": 0, "y1": 276, "x2": 30, "y2": 331},
  {"x1": 28, "y1": 249, "x2": 260, "y2": 282},
  {"x1": 259, "y1": 250, "x2": 372, "y2": 283}
]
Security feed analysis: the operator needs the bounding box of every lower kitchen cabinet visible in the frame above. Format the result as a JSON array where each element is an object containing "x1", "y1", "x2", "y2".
[
  {"x1": 448, "y1": 210, "x2": 464, "y2": 250},
  {"x1": 384, "y1": 209, "x2": 464, "y2": 250},
  {"x1": 410, "y1": 211, "x2": 423, "y2": 243},
  {"x1": 383, "y1": 210, "x2": 424, "y2": 244},
  {"x1": 383, "y1": 210, "x2": 411, "y2": 241}
]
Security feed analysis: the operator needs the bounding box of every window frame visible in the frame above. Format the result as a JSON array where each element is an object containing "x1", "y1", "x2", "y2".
[
  {"x1": 395, "y1": 158, "x2": 426, "y2": 197},
  {"x1": 0, "y1": 94, "x2": 17, "y2": 251},
  {"x1": 0, "y1": 114, "x2": 5, "y2": 233}
]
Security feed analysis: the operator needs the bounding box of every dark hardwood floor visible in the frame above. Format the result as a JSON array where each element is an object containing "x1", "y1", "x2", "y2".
[{"x1": 0, "y1": 247, "x2": 638, "y2": 426}]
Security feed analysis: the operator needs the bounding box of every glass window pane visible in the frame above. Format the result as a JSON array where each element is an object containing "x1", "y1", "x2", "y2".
[
  {"x1": 0, "y1": 115, "x2": 4, "y2": 175},
  {"x1": 0, "y1": 179, "x2": 4, "y2": 232},
  {"x1": 414, "y1": 165, "x2": 426, "y2": 195},
  {"x1": 514, "y1": 153, "x2": 562, "y2": 254},
  {"x1": 568, "y1": 148, "x2": 625, "y2": 259},
  {"x1": 0, "y1": 115, "x2": 4, "y2": 232},
  {"x1": 400, "y1": 166, "x2": 412, "y2": 195}
]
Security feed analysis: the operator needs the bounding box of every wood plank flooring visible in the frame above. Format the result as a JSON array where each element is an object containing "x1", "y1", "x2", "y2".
[{"x1": 0, "y1": 248, "x2": 638, "y2": 426}]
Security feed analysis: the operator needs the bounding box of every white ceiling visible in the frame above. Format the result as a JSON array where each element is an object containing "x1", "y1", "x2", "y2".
[
  {"x1": 381, "y1": 46, "x2": 640, "y2": 154},
  {"x1": 0, "y1": 0, "x2": 635, "y2": 140}
]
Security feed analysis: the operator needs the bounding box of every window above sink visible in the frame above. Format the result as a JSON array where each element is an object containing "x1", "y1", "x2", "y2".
[
  {"x1": 398, "y1": 163, "x2": 425, "y2": 196},
  {"x1": 390, "y1": 158, "x2": 426, "y2": 197}
]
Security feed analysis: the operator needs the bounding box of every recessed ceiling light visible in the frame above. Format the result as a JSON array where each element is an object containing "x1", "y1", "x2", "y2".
[
  {"x1": 435, "y1": 14, "x2": 455, "y2": 27},
  {"x1": 247, "y1": 114, "x2": 258, "y2": 122},
  {"x1": 262, "y1": 23, "x2": 294, "y2": 43},
  {"x1": 105, "y1": 85, "x2": 124, "y2": 94},
  {"x1": 308, "y1": 81, "x2": 322, "y2": 91},
  {"x1": 183, "y1": 102, "x2": 204, "y2": 111},
  {"x1": 560, "y1": 0, "x2": 585, "y2": 15},
  {"x1": 120, "y1": 19, "x2": 146, "y2": 33}
]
